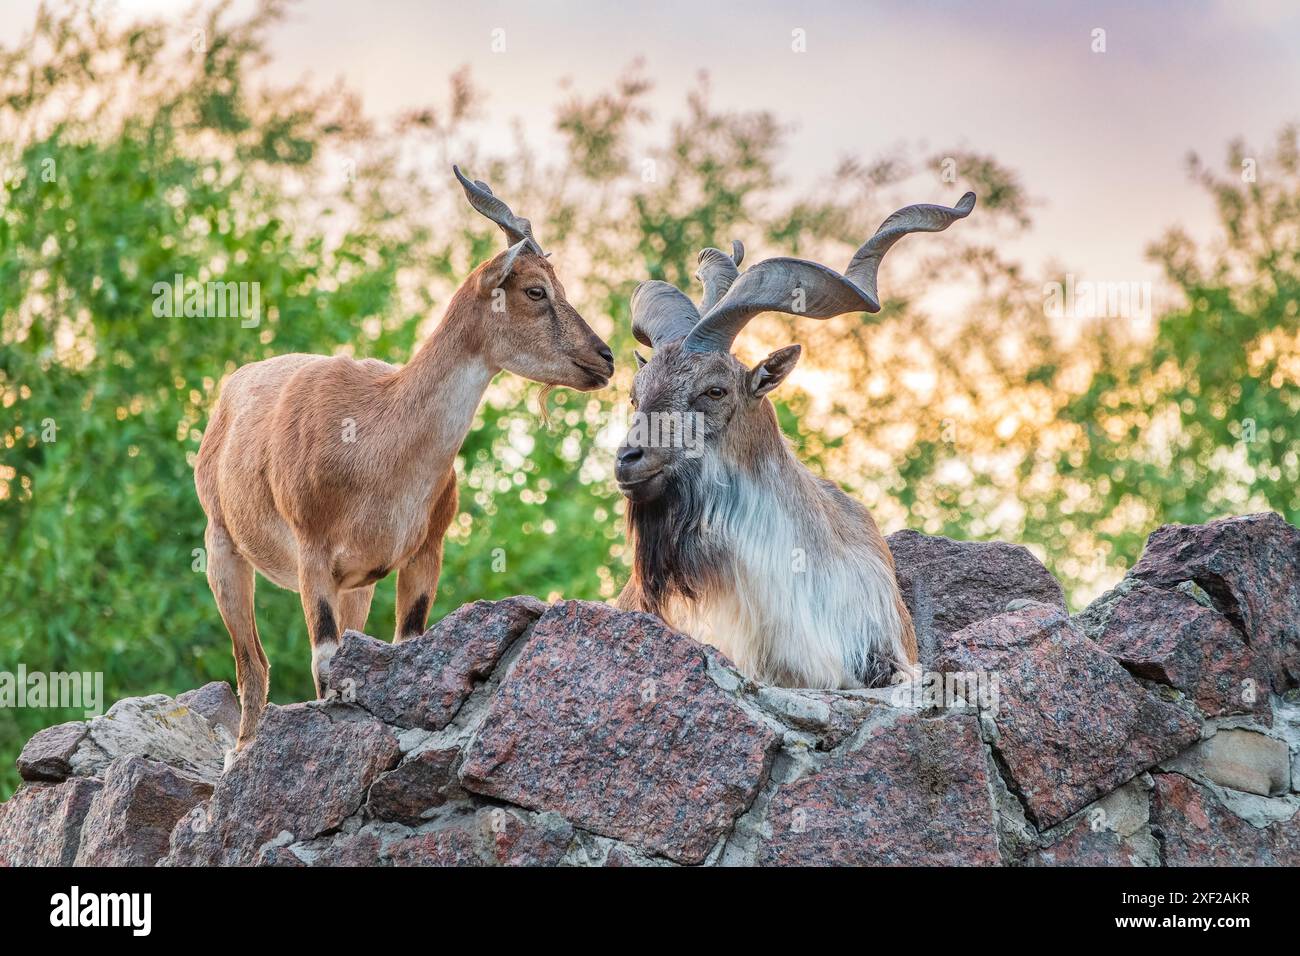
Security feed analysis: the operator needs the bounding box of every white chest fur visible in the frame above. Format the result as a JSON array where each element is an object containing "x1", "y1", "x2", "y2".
[{"x1": 662, "y1": 464, "x2": 907, "y2": 689}]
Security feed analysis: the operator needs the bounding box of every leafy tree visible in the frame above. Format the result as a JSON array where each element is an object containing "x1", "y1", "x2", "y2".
[{"x1": 1046, "y1": 127, "x2": 1300, "y2": 564}]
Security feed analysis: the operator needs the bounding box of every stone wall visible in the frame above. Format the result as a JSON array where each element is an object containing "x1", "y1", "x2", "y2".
[{"x1": 2, "y1": 512, "x2": 1297, "y2": 866}]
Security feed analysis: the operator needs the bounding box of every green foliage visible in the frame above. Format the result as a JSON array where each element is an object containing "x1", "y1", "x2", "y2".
[{"x1": 1041, "y1": 126, "x2": 1300, "y2": 567}]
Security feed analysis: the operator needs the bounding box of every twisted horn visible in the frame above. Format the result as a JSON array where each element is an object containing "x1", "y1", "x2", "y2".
[
  {"x1": 452, "y1": 164, "x2": 544, "y2": 255},
  {"x1": 630, "y1": 280, "x2": 701, "y2": 348},
  {"x1": 681, "y1": 192, "x2": 976, "y2": 354},
  {"x1": 697, "y1": 240, "x2": 745, "y2": 313},
  {"x1": 628, "y1": 241, "x2": 743, "y2": 349},
  {"x1": 845, "y1": 191, "x2": 976, "y2": 307}
]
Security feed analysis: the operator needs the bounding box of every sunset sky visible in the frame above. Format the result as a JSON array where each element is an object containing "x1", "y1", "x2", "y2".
[{"x1": 7, "y1": 0, "x2": 1300, "y2": 297}]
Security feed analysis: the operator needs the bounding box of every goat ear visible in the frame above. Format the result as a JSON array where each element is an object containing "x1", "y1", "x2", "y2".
[
  {"x1": 478, "y1": 238, "x2": 529, "y2": 293},
  {"x1": 749, "y1": 344, "x2": 801, "y2": 397},
  {"x1": 634, "y1": 350, "x2": 648, "y2": 369}
]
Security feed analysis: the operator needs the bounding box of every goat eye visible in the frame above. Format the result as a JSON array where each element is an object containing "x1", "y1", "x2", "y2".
[
  {"x1": 525, "y1": 287, "x2": 546, "y2": 301},
  {"x1": 704, "y1": 386, "x2": 728, "y2": 399}
]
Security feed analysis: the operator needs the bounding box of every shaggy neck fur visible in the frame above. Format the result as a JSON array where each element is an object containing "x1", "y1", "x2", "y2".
[{"x1": 626, "y1": 407, "x2": 911, "y2": 689}]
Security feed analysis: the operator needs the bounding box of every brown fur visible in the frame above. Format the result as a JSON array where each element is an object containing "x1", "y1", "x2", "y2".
[{"x1": 195, "y1": 249, "x2": 611, "y2": 748}]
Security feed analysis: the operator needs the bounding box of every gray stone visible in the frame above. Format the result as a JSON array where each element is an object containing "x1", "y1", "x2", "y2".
[
  {"x1": 752, "y1": 686, "x2": 884, "y2": 749},
  {"x1": 16, "y1": 721, "x2": 87, "y2": 782},
  {"x1": 69, "y1": 693, "x2": 228, "y2": 783},
  {"x1": 74, "y1": 757, "x2": 212, "y2": 866},
  {"x1": 163, "y1": 702, "x2": 400, "y2": 866},
  {"x1": 0, "y1": 778, "x2": 101, "y2": 866},
  {"x1": 176, "y1": 681, "x2": 241, "y2": 744},
  {"x1": 1164, "y1": 729, "x2": 1290, "y2": 797},
  {"x1": 265, "y1": 806, "x2": 576, "y2": 867}
]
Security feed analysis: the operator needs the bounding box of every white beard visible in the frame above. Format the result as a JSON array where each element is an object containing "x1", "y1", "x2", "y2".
[{"x1": 658, "y1": 456, "x2": 909, "y2": 689}]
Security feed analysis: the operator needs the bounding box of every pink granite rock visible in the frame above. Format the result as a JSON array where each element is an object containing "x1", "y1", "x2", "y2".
[
  {"x1": 758, "y1": 713, "x2": 1000, "y2": 866},
  {"x1": 1130, "y1": 513, "x2": 1300, "y2": 689},
  {"x1": 459, "y1": 600, "x2": 779, "y2": 864},
  {"x1": 163, "y1": 703, "x2": 400, "y2": 866},
  {"x1": 75, "y1": 757, "x2": 212, "y2": 866},
  {"x1": 328, "y1": 595, "x2": 546, "y2": 730},
  {"x1": 936, "y1": 603, "x2": 1202, "y2": 828}
]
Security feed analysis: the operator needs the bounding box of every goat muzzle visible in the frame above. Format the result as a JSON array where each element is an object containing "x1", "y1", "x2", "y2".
[{"x1": 615, "y1": 445, "x2": 667, "y2": 502}]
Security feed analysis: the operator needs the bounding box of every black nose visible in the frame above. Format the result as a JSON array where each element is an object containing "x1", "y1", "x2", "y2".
[
  {"x1": 618, "y1": 446, "x2": 644, "y2": 466},
  {"x1": 597, "y1": 344, "x2": 614, "y2": 364}
]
